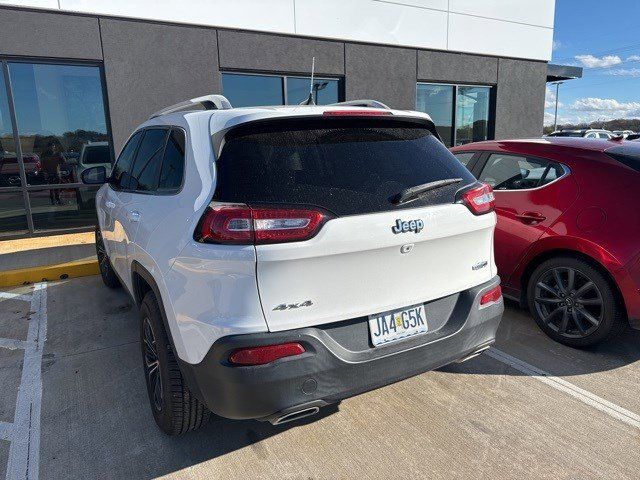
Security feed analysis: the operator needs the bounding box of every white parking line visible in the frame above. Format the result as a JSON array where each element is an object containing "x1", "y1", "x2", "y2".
[
  {"x1": 5, "y1": 283, "x2": 47, "y2": 480},
  {"x1": 488, "y1": 348, "x2": 640, "y2": 430},
  {"x1": 0, "y1": 292, "x2": 31, "y2": 303},
  {"x1": 0, "y1": 339, "x2": 27, "y2": 351}
]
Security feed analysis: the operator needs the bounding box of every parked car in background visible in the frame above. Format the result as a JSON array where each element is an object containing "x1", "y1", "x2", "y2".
[
  {"x1": 451, "y1": 137, "x2": 640, "y2": 348},
  {"x1": 84, "y1": 95, "x2": 504, "y2": 435},
  {"x1": 626, "y1": 133, "x2": 640, "y2": 141},
  {"x1": 547, "y1": 129, "x2": 614, "y2": 139},
  {"x1": 612, "y1": 130, "x2": 635, "y2": 138},
  {"x1": 0, "y1": 153, "x2": 43, "y2": 186},
  {"x1": 76, "y1": 142, "x2": 112, "y2": 207}
]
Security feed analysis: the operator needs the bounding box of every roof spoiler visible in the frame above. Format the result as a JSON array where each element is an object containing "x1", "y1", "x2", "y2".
[
  {"x1": 149, "y1": 94, "x2": 233, "y2": 119},
  {"x1": 329, "y1": 99, "x2": 391, "y2": 110}
]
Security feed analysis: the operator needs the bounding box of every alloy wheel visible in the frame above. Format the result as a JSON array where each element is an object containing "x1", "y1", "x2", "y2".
[
  {"x1": 533, "y1": 266, "x2": 604, "y2": 338},
  {"x1": 143, "y1": 318, "x2": 163, "y2": 411}
]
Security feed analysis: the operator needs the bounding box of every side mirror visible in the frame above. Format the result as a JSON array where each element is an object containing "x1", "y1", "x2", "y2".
[{"x1": 81, "y1": 166, "x2": 107, "y2": 185}]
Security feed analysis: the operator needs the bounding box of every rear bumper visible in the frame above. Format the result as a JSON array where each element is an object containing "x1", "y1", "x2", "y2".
[{"x1": 179, "y1": 276, "x2": 503, "y2": 421}]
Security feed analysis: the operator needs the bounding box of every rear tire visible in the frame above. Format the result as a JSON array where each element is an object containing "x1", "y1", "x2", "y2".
[
  {"x1": 95, "y1": 227, "x2": 121, "y2": 289},
  {"x1": 527, "y1": 256, "x2": 626, "y2": 348},
  {"x1": 140, "y1": 291, "x2": 211, "y2": 435}
]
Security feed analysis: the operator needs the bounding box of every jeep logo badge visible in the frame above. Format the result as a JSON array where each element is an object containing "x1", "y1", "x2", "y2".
[{"x1": 392, "y1": 219, "x2": 424, "y2": 234}]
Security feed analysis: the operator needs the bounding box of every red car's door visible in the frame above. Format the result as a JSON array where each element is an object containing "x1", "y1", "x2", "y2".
[{"x1": 477, "y1": 152, "x2": 578, "y2": 287}]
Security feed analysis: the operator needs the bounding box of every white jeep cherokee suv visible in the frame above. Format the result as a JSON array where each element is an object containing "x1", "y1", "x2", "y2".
[{"x1": 83, "y1": 95, "x2": 503, "y2": 435}]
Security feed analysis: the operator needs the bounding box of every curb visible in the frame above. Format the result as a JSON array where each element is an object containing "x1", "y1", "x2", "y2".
[{"x1": 0, "y1": 259, "x2": 99, "y2": 287}]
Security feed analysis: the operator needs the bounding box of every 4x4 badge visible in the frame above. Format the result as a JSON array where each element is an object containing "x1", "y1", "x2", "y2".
[{"x1": 392, "y1": 219, "x2": 424, "y2": 234}]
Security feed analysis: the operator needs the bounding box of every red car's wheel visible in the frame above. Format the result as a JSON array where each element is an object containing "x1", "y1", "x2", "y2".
[{"x1": 527, "y1": 256, "x2": 626, "y2": 348}]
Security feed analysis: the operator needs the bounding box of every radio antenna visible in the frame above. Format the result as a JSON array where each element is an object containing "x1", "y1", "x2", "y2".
[{"x1": 300, "y1": 56, "x2": 316, "y2": 105}]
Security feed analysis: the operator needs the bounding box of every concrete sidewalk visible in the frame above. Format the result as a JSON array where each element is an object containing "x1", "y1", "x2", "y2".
[{"x1": 0, "y1": 232, "x2": 98, "y2": 287}]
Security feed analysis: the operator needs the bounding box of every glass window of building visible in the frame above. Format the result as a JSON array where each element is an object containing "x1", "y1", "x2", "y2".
[
  {"x1": 222, "y1": 73, "x2": 341, "y2": 107},
  {"x1": 0, "y1": 59, "x2": 112, "y2": 237},
  {"x1": 416, "y1": 83, "x2": 493, "y2": 147}
]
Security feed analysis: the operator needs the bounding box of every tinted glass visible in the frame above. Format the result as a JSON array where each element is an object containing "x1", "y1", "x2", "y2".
[
  {"x1": 29, "y1": 187, "x2": 98, "y2": 230},
  {"x1": 455, "y1": 86, "x2": 490, "y2": 146},
  {"x1": 8, "y1": 62, "x2": 112, "y2": 185},
  {"x1": 453, "y1": 152, "x2": 475, "y2": 167},
  {"x1": 548, "y1": 131, "x2": 583, "y2": 137},
  {"x1": 129, "y1": 129, "x2": 167, "y2": 192},
  {"x1": 0, "y1": 72, "x2": 20, "y2": 189},
  {"x1": 479, "y1": 154, "x2": 549, "y2": 190},
  {"x1": 606, "y1": 145, "x2": 640, "y2": 172},
  {"x1": 222, "y1": 73, "x2": 283, "y2": 107},
  {"x1": 110, "y1": 131, "x2": 142, "y2": 190},
  {"x1": 0, "y1": 191, "x2": 29, "y2": 236},
  {"x1": 214, "y1": 119, "x2": 476, "y2": 216},
  {"x1": 83, "y1": 144, "x2": 111, "y2": 165},
  {"x1": 159, "y1": 129, "x2": 185, "y2": 191},
  {"x1": 416, "y1": 84, "x2": 454, "y2": 147},
  {"x1": 539, "y1": 164, "x2": 564, "y2": 185},
  {"x1": 286, "y1": 77, "x2": 339, "y2": 105}
]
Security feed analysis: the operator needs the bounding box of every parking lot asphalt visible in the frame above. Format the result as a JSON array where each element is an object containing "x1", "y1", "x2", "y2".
[{"x1": 1, "y1": 276, "x2": 640, "y2": 479}]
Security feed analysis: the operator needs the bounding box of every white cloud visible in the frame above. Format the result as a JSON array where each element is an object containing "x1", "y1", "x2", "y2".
[
  {"x1": 544, "y1": 97, "x2": 640, "y2": 126},
  {"x1": 552, "y1": 40, "x2": 562, "y2": 51},
  {"x1": 544, "y1": 85, "x2": 563, "y2": 110},
  {"x1": 574, "y1": 54, "x2": 622, "y2": 68},
  {"x1": 627, "y1": 55, "x2": 640, "y2": 62},
  {"x1": 607, "y1": 68, "x2": 640, "y2": 77},
  {"x1": 569, "y1": 97, "x2": 640, "y2": 112}
]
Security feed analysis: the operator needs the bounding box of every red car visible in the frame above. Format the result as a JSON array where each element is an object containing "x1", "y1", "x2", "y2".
[{"x1": 451, "y1": 137, "x2": 640, "y2": 347}]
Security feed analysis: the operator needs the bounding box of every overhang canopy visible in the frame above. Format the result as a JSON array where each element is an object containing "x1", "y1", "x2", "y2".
[{"x1": 547, "y1": 63, "x2": 583, "y2": 82}]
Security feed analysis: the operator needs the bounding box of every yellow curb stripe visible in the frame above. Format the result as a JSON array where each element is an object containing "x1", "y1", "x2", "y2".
[{"x1": 0, "y1": 259, "x2": 99, "y2": 287}]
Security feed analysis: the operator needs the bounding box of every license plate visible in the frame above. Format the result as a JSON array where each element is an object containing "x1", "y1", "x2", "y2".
[{"x1": 368, "y1": 304, "x2": 428, "y2": 347}]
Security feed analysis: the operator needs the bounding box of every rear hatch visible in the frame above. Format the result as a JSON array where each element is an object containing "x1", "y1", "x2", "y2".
[{"x1": 212, "y1": 115, "x2": 496, "y2": 331}]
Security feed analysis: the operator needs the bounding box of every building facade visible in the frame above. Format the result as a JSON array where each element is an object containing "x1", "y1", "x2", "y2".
[{"x1": 0, "y1": 0, "x2": 555, "y2": 238}]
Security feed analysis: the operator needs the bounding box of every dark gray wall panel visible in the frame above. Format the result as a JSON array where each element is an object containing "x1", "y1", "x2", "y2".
[
  {"x1": 218, "y1": 30, "x2": 344, "y2": 75},
  {"x1": 345, "y1": 44, "x2": 416, "y2": 110},
  {"x1": 100, "y1": 18, "x2": 221, "y2": 151},
  {"x1": 418, "y1": 51, "x2": 497, "y2": 84},
  {"x1": 0, "y1": 7, "x2": 101, "y2": 59},
  {"x1": 495, "y1": 58, "x2": 547, "y2": 139}
]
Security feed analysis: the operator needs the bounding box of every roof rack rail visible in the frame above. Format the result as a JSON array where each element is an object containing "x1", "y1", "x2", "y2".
[
  {"x1": 329, "y1": 99, "x2": 391, "y2": 110},
  {"x1": 149, "y1": 94, "x2": 233, "y2": 119}
]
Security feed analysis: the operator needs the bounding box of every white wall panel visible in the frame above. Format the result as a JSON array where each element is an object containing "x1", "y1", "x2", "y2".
[
  {"x1": 0, "y1": 0, "x2": 58, "y2": 8},
  {"x1": 59, "y1": 0, "x2": 296, "y2": 33},
  {"x1": 448, "y1": 13, "x2": 553, "y2": 61},
  {"x1": 450, "y1": 0, "x2": 555, "y2": 28},
  {"x1": 295, "y1": 0, "x2": 448, "y2": 50},
  {"x1": 373, "y1": 0, "x2": 448, "y2": 10}
]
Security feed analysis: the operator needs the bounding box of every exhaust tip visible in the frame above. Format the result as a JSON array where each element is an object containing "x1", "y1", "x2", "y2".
[
  {"x1": 272, "y1": 406, "x2": 320, "y2": 425},
  {"x1": 455, "y1": 345, "x2": 491, "y2": 364}
]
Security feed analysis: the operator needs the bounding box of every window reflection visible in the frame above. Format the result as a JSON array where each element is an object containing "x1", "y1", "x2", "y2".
[
  {"x1": 29, "y1": 187, "x2": 98, "y2": 231},
  {"x1": 8, "y1": 62, "x2": 112, "y2": 186},
  {"x1": 221, "y1": 73, "x2": 283, "y2": 107},
  {"x1": 416, "y1": 84, "x2": 454, "y2": 146},
  {"x1": 455, "y1": 86, "x2": 490, "y2": 146},
  {"x1": 286, "y1": 77, "x2": 339, "y2": 105},
  {"x1": 0, "y1": 68, "x2": 22, "y2": 188},
  {"x1": 0, "y1": 191, "x2": 29, "y2": 236}
]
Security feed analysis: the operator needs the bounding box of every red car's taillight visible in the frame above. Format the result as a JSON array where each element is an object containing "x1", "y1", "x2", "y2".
[
  {"x1": 480, "y1": 285, "x2": 502, "y2": 306},
  {"x1": 197, "y1": 204, "x2": 330, "y2": 245},
  {"x1": 461, "y1": 183, "x2": 495, "y2": 215},
  {"x1": 228, "y1": 343, "x2": 306, "y2": 366}
]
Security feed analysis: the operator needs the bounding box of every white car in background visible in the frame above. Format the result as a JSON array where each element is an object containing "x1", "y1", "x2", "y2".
[
  {"x1": 612, "y1": 130, "x2": 635, "y2": 138},
  {"x1": 548, "y1": 129, "x2": 614, "y2": 139},
  {"x1": 82, "y1": 95, "x2": 504, "y2": 435},
  {"x1": 77, "y1": 141, "x2": 112, "y2": 207}
]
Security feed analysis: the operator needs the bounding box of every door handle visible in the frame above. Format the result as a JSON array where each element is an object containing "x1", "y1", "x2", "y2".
[
  {"x1": 516, "y1": 212, "x2": 546, "y2": 224},
  {"x1": 128, "y1": 210, "x2": 141, "y2": 222},
  {"x1": 105, "y1": 201, "x2": 116, "y2": 209}
]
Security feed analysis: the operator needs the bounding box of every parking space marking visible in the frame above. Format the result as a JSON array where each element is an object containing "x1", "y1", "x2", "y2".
[
  {"x1": 0, "y1": 422, "x2": 14, "y2": 442},
  {"x1": 6, "y1": 283, "x2": 47, "y2": 480},
  {"x1": 488, "y1": 348, "x2": 640, "y2": 430},
  {"x1": 0, "y1": 339, "x2": 27, "y2": 351},
  {"x1": 0, "y1": 292, "x2": 31, "y2": 303}
]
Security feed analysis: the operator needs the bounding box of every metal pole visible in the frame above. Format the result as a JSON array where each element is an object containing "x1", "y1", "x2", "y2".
[{"x1": 553, "y1": 82, "x2": 563, "y2": 132}]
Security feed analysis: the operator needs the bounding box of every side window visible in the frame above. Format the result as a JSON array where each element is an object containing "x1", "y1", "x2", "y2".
[
  {"x1": 479, "y1": 154, "x2": 550, "y2": 190},
  {"x1": 453, "y1": 152, "x2": 475, "y2": 167},
  {"x1": 129, "y1": 128, "x2": 168, "y2": 192},
  {"x1": 538, "y1": 163, "x2": 564, "y2": 186},
  {"x1": 598, "y1": 132, "x2": 610, "y2": 139},
  {"x1": 158, "y1": 129, "x2": 185, "y2": 192},
  {"x1": 111, "y1": 131, "x2": 142, "y2": 190},
  {"x1": 585, "y1": 132, "x2": 597, "y2": 138}
]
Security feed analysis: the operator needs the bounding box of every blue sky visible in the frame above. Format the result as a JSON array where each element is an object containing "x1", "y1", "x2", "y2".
[{"x1": 545, "y1": 0, "x2": 640, "y2": 126}]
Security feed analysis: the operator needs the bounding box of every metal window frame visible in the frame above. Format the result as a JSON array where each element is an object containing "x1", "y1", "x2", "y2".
[
  {"x1": 0, "y1": 56, "x2": 114, "y2": 238},
  {"x1": 221, "y1": 70, "x2": 344, "y2": 106},
  {"x1": 416, "y1": 82, "x2": 496, "y2": 147}
]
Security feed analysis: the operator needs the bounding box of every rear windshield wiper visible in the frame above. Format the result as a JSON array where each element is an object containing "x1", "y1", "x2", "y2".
[{"x1": 392, "y1": 178, "x2": 463, "y2": 206}]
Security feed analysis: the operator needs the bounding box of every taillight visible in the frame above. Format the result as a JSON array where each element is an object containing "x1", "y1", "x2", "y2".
[
  {"x1": 229, "y1": 343, "x2": 306, "y2": 366},
  {"x1": 323, "y1": 109, "x2": 392, "y2": 117},
  {"x1": 461, "y1": 183, "x2": 495, "y2": 215},
  {"x1": 197, "y1": 204, "x2": 330, "y2": 245},
  {"x1": 480, "y1": 285, "x2": 502, "y2": 306}
]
